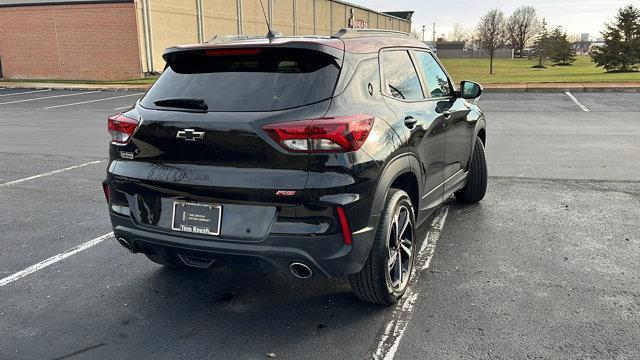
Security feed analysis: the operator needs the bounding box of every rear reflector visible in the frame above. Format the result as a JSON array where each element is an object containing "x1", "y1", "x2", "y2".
[
  {"x1": 205, "y1": 48, "x2": 262, "y2": 56},
  {"x1": 102, "y1": 183, "x2": 110, "y2": 202},
  {"x1": 336, "y1": 207, "x2": 352, "y2": 245},
  {"x1": 262, "y1": 114, "x2": 374, "y2": 153},
  {"x1": 108, "y1": 113, "x2": 138, "y2": 144}
]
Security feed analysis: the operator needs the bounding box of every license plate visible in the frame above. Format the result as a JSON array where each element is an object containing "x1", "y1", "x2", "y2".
[{"x1": 171, "y1": 201, "x2": 222, "y2": 236}]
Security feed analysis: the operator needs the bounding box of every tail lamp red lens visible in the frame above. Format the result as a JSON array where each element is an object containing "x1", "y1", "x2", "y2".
[
  {"x1": 108, "y1": 114, "x2": 138, "y2": 144},
  {"x1": 336, "y1": 207, "x2": 352, "y2": 245},
  {"x1": 262, "y1": 114, "x2": 374, "y2": 153}
]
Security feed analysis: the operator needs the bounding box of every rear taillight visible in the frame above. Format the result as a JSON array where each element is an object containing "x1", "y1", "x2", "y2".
[
  {"x1": 108, "y1": 113, "x2": 138, "y2": 144},
  {"x1": 262, "y1": 114, "x2": 374, "y2": 153}
]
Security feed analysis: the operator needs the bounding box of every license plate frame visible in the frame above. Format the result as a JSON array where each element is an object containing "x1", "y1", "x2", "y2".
[{"x1": 171, "y1": 201, "x2": 222, "y2": 236}]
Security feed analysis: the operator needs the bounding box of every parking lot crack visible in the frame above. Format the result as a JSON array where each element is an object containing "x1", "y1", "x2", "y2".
[{"x1": 50, "y1": 343, "x2": 107, "y2": 360}]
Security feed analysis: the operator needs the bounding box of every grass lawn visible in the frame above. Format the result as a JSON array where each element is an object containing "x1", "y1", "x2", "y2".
[
  {"x1": 441, "y1": 55, "x2": 640, "y2": 84},
  {"x1": 2, "y1": 55, "x2": 638, "y2": 86}
]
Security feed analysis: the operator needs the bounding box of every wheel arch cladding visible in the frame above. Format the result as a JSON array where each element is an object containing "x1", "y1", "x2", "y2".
[{"x1": 371, "y1": 154, "x2": 421, "y2": 218}]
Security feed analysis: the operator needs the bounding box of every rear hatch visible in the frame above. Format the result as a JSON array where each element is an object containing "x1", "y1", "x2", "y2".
[{"x1": 109, "y1": 43, "x2": 344, "y2": 237}]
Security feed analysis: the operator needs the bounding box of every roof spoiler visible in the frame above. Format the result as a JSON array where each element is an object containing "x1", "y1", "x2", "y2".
[{"x1": 162, "y1": 37, "x2": 344, "y2": 62}]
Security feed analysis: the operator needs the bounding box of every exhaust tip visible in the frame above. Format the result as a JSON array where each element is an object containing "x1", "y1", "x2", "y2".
[
  {"x1": 117, "y1": 237, "x2": 135, "y2": 253},
  {"x1": 289, "y1": 262, "x2": 313, "y2": 279}
]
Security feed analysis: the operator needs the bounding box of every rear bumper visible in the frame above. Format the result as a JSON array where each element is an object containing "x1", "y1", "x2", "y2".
[{"x1": 110, "y1": 212, "x2": 377, "y2": 277}]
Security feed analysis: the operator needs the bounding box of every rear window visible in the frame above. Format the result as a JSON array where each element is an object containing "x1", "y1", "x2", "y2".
[{"x1": 141, "y1": 48, "x2": 341, "y2": 112}]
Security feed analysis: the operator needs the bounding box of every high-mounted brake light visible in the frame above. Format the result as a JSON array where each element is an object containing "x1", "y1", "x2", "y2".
[
  {"x1": 262, "y1": 114, "x2": 374, "y2": 153},
  {"x1": 108, "y1": 113, "x2": 138, "y2": 144},
  {"x1": 205, "y1": 48, "x2": 262, "y2": 56}
]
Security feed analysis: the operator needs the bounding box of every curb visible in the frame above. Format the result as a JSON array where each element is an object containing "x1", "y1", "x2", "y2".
[
  {"x1": 483, "y1": 83, "x2": 640, "y2": 93},
  {"x1": 0, "y1": 82, "x2": 150, "y2": 92},
  {"x1": 485, "y1": 87, "x2": 640, "y2": 93}
]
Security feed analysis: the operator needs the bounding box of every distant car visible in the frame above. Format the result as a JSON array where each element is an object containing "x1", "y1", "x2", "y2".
[
  {"x1": 423, "y1": 40, "x2": 437, "y2": 54},
  {"x1": 521, "y1": 48, "x2": 533, "y2": 57},
  {"x1": 102, "y1": 29, "x2": 487, "y2": 305}
]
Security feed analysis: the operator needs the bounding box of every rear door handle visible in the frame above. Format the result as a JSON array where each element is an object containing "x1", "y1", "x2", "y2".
[{"x1": 404, "y1": 116, "x2": 418, "y2": 128}]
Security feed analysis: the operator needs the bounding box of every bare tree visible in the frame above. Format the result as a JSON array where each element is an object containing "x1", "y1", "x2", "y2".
[
  {"x1": 476, "y1": 9, "x2": 507, "y2": 74},
  {"x1": 566, "y1": 33, "x2": 589, "y2": 54},
  {"x1": 506, "y1": 6, "x2": 540, "y2": 57},
  {"x1": 449, "y1": 23, "x2": 475, "y2": 47},
  {"x1": 449, "y1": 23, "x2": 468, "y2": 42},
  {"x1": 566, "y1": 33, "x2": 581, "y2": 43}
]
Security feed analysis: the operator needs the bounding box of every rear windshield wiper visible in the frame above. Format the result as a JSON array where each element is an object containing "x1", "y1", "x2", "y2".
[{"x1": 154, "y1": 97, "x2": 208, "y2": 111}]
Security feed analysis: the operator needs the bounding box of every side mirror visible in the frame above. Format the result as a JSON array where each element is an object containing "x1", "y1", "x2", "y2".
[{"x1": 459, "y1": 81, "x2": 483, "y2": 99}]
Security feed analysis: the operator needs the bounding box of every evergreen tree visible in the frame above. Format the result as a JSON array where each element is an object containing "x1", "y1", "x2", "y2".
[
  {"x1": 590, "y1": 5, "x2": 640, "y2": 72},
  {"x1": 529, "y1": 19, "x2": 549, "y2": 68},
  {"x1": 548, "y1": 27, "x2": 577, "y2": 65}
]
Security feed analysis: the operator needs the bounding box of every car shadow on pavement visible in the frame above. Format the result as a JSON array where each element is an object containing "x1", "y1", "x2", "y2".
[{"x1": 105, "y1": 264, "x2": 388, "y2": 358}]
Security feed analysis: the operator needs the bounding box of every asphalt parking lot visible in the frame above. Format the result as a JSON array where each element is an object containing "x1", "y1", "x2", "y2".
[{"x1": 0, "y1": 88, "x2": 639, "y2": 359}]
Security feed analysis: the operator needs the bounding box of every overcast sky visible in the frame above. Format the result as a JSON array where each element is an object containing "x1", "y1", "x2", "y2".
[{"x1": 353, "y1": 0, "x2": 637, "y2": 40}]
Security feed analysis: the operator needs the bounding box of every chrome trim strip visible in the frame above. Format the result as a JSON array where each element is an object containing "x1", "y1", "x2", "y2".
[
  {"x1": 421, "y1": 182, "x2": 443, "y2": 200},
  {"x1": 421, "y1": 169, "x2": 466, "y2": 199}
]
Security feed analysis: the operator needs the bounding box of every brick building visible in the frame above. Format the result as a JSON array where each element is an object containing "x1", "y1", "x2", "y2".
[{"x1": 0, "y1": 0, "x2": 412, "y2": 80}]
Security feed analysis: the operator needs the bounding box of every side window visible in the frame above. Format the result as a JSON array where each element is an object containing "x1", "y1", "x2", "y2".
[
  {"x1": 381, "y1": 50, "x2": 424, "y2": 101},
  {"x1": 413, "y1": 51, "x2": 452, "y2": 98}
]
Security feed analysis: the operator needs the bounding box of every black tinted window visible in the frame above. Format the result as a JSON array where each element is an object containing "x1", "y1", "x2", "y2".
[
  {"x1": 382, "y1": 50, "x2": 424, "y2": 101},
  {"x1": 414, "y1": 51, "x2": 451, "y2": 98},
  {"x1": 141, "y1": 48, "x2": 340, "y2": 112}
]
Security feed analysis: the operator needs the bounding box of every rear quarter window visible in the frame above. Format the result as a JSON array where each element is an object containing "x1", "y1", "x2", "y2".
[
  {"x1": 141, "y1": 48, "x2": 341, "y2": 112},
  {"x1": 381, "y1": 50, "x2": 424, "y2": 101}
]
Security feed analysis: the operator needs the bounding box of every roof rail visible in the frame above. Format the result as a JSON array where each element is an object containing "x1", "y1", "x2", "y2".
[{"x1": 331, "y1": 28, "x2": 410, "y2": 39}]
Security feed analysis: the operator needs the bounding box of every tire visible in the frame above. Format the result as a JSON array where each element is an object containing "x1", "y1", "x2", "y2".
[
  {"x1": 145, "y1": 253, "x2": 187, "y2": 268},
  {"x1": 455, "y1": 137, "x2": 487, "y2": 203},
  {"x1": 349, "y1": 189, "x2": 416, "y2": 305}
]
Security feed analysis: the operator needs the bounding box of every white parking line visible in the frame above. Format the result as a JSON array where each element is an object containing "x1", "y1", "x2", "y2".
[
  {"x1": 44, "y1": 92, "x2": 145, "y2": 109},
  {"x1": 565, "y1": 91, "x2": 590, "y2": 112},
  {"x1": 0, "y1": 160, "x2": 105, "y2": 188},
  {"x1": 373, "y1": 206, "x2": 449, "y2": 360},
  {"x1": 113, "y1": 105, "x2": 134, "y2": 110},
  {"x1": 0, "y1": 232, "x2": 114, "y2": 287},
  {"x1": 0, "y1": 90, "x2": 101, "y2": 106},
  {"x1": 0, "y1": 89, "x2": 52, "y2": 97}
]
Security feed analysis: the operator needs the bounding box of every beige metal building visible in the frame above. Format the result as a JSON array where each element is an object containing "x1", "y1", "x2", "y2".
[
  {"x1": 136, "y1": 0, "x2": 413, "y2": 73},
  {"x1": 0, "y1": 0, "x2": 412, "y2": 80}
]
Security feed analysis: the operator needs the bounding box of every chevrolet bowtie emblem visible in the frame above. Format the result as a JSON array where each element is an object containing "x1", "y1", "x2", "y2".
[{"x1": 176, "y1": 129, "x2": 205, "y2": 142}]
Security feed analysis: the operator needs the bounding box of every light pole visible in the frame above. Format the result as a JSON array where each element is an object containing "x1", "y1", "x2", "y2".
[
  {"x1": 432, "y1": 23, "x2": 436, "y2": 42},
  {"x1": 422, "y1": 25, "x2": 425, "y2": 41}
]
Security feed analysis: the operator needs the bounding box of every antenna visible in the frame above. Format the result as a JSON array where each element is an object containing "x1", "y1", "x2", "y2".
[{"x1": 258, "y1": 0, "x2": 276, "y2": 41}]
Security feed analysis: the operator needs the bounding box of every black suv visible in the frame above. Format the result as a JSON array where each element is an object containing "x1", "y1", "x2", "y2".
[{"x1": 103, "y1": 29, "x2": 487, "y2": 305}]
